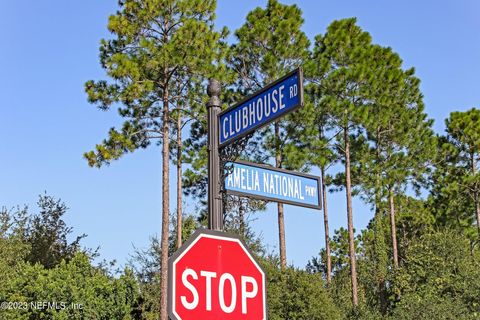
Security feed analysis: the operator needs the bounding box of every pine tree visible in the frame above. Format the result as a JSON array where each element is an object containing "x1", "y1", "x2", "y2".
[
  {"x1": 352, "y1": 45, "x2": 434, "y2": 313},
  {"x1": 309, "y1": 18, "x2": 376, "y2": 308},
  {"x1": 298, "y1": 86, "x2": 336, "y2": 284},
  {"x1": 171, "y1": 96, "x2": 197, "y2": 249},
  {"x1": 25, "y1": 194, "x2": 86, "y2": 269},
  {"x1": 360, "y1": 56, "x2": 434, "y2": 270},
  {"x1": 231, "y1": 0, "x2": 310, "y2": 269},
  {"x1": 173, "y1": 53, "x2": 232, "y2": 247},
  {"x1": 429, "y1": 136, "x2": 476, "y2": 238},
  {"x1": 434, "y1": 108, "x2": 480, "y2": 238},
  {"x1": 311, "y1": 18, "x2": 436, "y2": 310},
  {"x1": 175, "y1": 109, "x2": 183, "y2": 249},
  {"x1": 84, "y1": 1, "x2": 223, "y2": 318}
]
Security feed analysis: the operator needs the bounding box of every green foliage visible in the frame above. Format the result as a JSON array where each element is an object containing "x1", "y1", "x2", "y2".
[
  {"x1": 127, "y1": 215, "x2": 199, "y2": 319},
  {"x1": 232, "y1": 0, "x2": 309, "y2": 84},
  {"x1": 392, "y1": 230, "x2": 480, "y2": 318},
  {"x1": 308, "y1": 212, "x2": 480, "y2": 318},
  {"x1": 24, "y1": 195, "x2": 87, "y2": 269},
  {"x1": 182, "y1": 131, "x2": 208, "y2": 201},
  {"x1": 447, "y1": 108, "x2": 480, "y2": 153},
  {"x1": 1, "y1": 194, "x2": 87, "y2": 271},
  {"x1": 168, "y1": 215, "x2": 199, "y2": 255},
  {"x1": 0, "y1": 207, "x2": 30, "y2": 306},
  {"x1": 390, "y1": 291, "x2": 474, "y2": 320},
  {"x1": 223, "y1": 198, "x2": 266, "y2": 256},
  {"x1": 308, "y1": 228, "x2": 377, "y2": 315},
  {"x1": 308, "y1": 18, "x2": 372, "y2": 129},
  {"x1": 430, "y1": 108, "x2": 480, "y2": 239},
  {"x1": 84, "y1": 0, "x2": 225, "y2": 167},
  {"x1": 232, "y1": 0, "x2": 310, "y2": 168},
  {"x1": 0, "y1": 253, "x2": 140, "y2": 320},
  {"x1": 0, "y1": 196, "x2": 139, "y2": 320},
  {"x1": 309, "y1": 16, "x2": 435, "y2": 202},
  {"x1": 394, "y1": 195, "x2": 435, "y2": 251},
  {"x1": 129, "y1": 236, "x2": 161, "y2": 319},
  {"x1": 262, "y1": 257, "x2": 341, "y2": 320}
]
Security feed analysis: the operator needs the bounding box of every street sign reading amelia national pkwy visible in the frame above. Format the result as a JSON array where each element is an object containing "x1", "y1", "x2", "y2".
[
  {"x1": 225, "y1": 161, "x2": 322, "y2": 210},
  {"x1": 168, "y1": 230, "x2": 266, "y2": 320},
  {"x1": 219, "y1": 68, "x2": 303, "y2": 147}
]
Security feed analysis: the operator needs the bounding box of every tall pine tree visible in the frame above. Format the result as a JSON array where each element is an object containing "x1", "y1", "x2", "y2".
[
  {"x1": 433, "y1": 109, "x2": 480, "y2": 238},
  {"x1": 84, "y1": 1, "x2": 223, "y2": 318},
  {"x1": 354, "y1": 44, "x2": 435, "y2": 313},
  {"x1": 298, "y1": 83, "x2": 337, "y2": 284},
  {"x1": 311, "y1": 18, "x2": 436, "y2": 311},
  {"x1": 231, "y1": 0, "x2": 310, "y2": 268},
  {"x1": 310, "y1": 18, "x2": 377, "y2": 307}
]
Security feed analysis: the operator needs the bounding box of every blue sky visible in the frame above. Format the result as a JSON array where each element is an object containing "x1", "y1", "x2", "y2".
[{"x1": 1, "y1": 0, "x2": 479, "y2": 268}]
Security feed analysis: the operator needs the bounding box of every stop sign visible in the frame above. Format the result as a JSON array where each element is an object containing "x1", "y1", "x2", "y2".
[{"x1": 168, "y1": 229, "x2": 267, "y2": 320}]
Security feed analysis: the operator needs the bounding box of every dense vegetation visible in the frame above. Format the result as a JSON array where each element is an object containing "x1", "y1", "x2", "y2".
[{"x1": 2, "y1": 0, "x2": 479, "y2": 319}]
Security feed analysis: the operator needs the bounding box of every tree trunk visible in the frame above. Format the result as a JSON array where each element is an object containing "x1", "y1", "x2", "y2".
[
  {"x1": 275, "y1": 121, "x2": 287, "y2": 269},
  {"x1": 277, "y1": 203, "x2": 286, "y2": 268},
  {"x1": 472, "y1": 152, "x2": 480, "y2": 238},
  {"x1": 475, "y1": 194, "x2": 480, "y2": 239},
  {"x1": 176, "y1": 114, "x2": 183, "y2": 250},
  {"x1": 160, "y1": 88, "x2": 170, "y2": 320},
  {"x1": 321, "y1": 166, "x2": 332, "y2": 285},
  {"x1": 476, "y1": 196, "x2": 480, "y2": 237},
  {"x1": 374, "y1": 200, "x2": 387, "y2": 314},
  {"x1": 389, "y1": 189, "x2": 399, "y2": 268},
  {"x1": 373, "y1": 127, "x2": 387, "y2": 313},
  {"x1": 344, "y1": 127, "x2": 358, "y2": 307},
  {"x1": 239, "y1": 201, "x2": 246, "y2": 237}
]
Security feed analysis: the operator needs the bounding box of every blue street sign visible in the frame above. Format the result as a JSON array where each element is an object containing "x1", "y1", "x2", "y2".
[
  {"x1": 218, "y1": 68, "x2": 303, "y2": 147},
  {"x1": 224, "y1": 161, "x2": 322, "y2": 210}
]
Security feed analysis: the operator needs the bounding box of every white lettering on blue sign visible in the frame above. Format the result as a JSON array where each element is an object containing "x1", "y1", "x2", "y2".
[
  {"x1": 225, "y1": 162, "x2": 321, "y2": 209},
  {"x1": 219, "y1": 70, "x2": 301, "y2": 146}
]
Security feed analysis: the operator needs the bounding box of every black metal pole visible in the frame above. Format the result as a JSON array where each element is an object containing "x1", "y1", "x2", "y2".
[{"x1": 207, "y1": 79, "x2": 223, "y2": 230}]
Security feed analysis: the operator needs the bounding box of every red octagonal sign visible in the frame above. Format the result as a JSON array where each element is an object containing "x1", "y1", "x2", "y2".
[{"x1": 168, "y1": 229, "x2": 267, "y2": 320}]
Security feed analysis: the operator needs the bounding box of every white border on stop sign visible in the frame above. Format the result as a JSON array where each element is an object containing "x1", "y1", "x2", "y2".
[{"x1": 168, "y1": 229, "x2": 267, "y2": 320}]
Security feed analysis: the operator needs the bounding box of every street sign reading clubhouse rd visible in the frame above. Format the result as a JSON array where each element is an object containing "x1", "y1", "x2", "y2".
[
  {"x1": 225, "y1": 161, "x2": 322, "y2": 210},
  {"x1": 168, "y1": 230, "x2": 266, "y2": 320},
  {"x1": 219, "y1": 68, "x2": 303, "y2": 147}
]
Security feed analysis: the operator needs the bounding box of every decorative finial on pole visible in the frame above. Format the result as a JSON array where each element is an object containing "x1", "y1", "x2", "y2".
[
  {"x1": 207, "y1": 78, "x2": 221, "y2": 107},
  {"x1": 206, "y1": 78, "x2": 223, "y2": 230}
]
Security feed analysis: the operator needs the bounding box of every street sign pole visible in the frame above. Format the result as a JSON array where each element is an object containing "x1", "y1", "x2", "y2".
[{"x1": 207, "y1": 79, "x2": 223, "y2": 231}]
